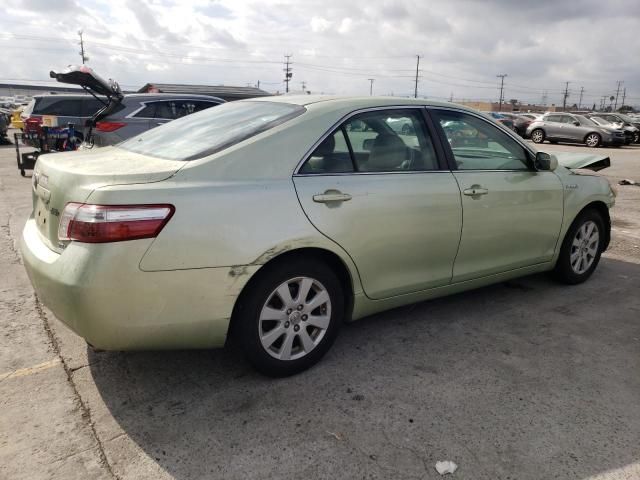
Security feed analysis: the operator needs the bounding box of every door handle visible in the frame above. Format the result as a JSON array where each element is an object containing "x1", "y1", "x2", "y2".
[
  {"x1": 313, "y1": 191, "x2": 352, "y2": 203},
  {"x1": 463, "y1": 187, "x2": 488, "y2": 196}
]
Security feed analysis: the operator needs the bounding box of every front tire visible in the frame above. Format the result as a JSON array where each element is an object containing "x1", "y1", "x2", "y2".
[
  {"x1": 236, "y1": 257, "x2": 344, "y2": 377},
  {"x1": 585, "y1": 132, "x2": 601, "y2": 148},
  {"x1": 531, "y1": 129, "x2": 545, "y2": 144},
  {"x1": 553, "y1": 209, "x2": 604, "y2": 284}
]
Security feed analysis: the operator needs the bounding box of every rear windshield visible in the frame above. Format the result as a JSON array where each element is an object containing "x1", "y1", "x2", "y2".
[{"x1": 118, "y1": 101, "x2": 305, "y2": 161}]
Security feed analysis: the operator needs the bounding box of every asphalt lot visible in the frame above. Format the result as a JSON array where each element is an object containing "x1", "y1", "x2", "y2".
[{"x1": 1, "y1": 133, "x2": 640, "y2": 480}]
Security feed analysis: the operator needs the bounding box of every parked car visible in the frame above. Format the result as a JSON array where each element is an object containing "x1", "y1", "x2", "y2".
[
  {"x1": 498, "y1": 112, "x2": 532, "y2": 137},
  {"x1": 91, "y1": 94, "x2": 224, "y2": 146},
  {"x1": 586, "y1": 113, "x2": 640, "y2": 144},
  {"x1": 22, "y1": 97, "x2": 615, "y2": 376},
  {"x1": 10, "y1": 107, "x2": 24, "y2": 130},
  {"x1": 21, "y1": 93, "x2": 223, "y2": 148},
  {"x1": 589, "y1": 116, "x2": 639, "y2": 144},
  {"x1": 483, "y1": 111, "x2": 515, "y2": 131},
  {"x1": 527, "y1": 113, "x2": 626, "y2": 147},
  {"x1": 0, "y1": 108, "x2": 9, "y2": 140},
  {"x1": 518, "y1": 113, "x2": 543, "y2": 121}
]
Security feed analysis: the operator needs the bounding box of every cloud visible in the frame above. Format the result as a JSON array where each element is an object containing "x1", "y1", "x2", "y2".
[{"x1": 0, "y1": 0, "x2": 638, "y2": 105}]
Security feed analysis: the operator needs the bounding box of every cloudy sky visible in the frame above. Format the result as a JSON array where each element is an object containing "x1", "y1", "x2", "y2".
[{"x1": 2, "y1": 0, "x2": 640, "y2": 107}]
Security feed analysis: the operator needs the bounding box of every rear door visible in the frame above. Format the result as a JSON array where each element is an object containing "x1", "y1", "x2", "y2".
[
  {"x1": 543, "y1": 114, "x2": 565, "y2": 139},
  {"x1": 293, "y1": 107, "x2": 462, "y2": 300},
  {"x1": 431, "y1": 108, "x2": 563, "y2": 282}
]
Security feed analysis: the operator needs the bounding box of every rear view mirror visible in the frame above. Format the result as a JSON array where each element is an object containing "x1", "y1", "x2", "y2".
[{"x1": 535, "y1": 152, "x2": 558, "y2": 171}]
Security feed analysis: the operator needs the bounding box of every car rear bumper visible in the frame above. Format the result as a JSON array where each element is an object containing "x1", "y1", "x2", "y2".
[{"x1": 21, "y1": 218, "x2": 256, "y2": 350}]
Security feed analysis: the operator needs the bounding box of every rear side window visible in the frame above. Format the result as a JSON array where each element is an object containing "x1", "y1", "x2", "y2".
[
  {"x1": 33, "y1": 98, "x2": 84, "y2": 116},
  {"x1": 119, "y1": 101, "x2": 305, "y2": 161},
  {"x1": 82, "y1": 98, "x2": 107, "y2": 116},
  {"x1": 133, "y1": 103, "x2": 157, "y2": 118}
]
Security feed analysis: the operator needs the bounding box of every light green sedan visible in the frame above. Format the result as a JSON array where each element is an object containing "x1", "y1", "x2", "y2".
[{"x1": 21, "y1": 97, "x2": 616, "y2": 376}]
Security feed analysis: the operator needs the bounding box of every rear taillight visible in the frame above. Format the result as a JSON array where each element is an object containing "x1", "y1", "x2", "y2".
[
  {"x1": 95, "y1": 121, "x2": 126, "y2": 132},
  {"x1": 58, "y1": 203, "x2": 174, "y2": 243}
]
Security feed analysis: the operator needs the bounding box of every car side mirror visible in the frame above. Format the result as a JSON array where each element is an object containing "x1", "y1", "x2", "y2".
[
  {"x1": 573, "y1": 121, "x2": 580, "y2": 126},
  {"x1": 534, "y1": 152, "x2": 558, "y2": 171}
]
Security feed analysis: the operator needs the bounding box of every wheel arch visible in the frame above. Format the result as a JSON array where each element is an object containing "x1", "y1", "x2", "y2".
[
  {"x1": 226, "y1": 247, "x2": 356, "y2": 344},
  {"x1": 568, "y1": 201, "x2": 611, "y2": 251}
]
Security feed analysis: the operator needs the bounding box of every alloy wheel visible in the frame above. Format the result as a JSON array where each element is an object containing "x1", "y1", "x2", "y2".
[
  {"x1": 585, "y1": 133, "x2": 600, "y2": 147},
  {"x1": 258, "y1": 276, "x2": 331, "y2": 361},
  {"x1": 570, "y1": 221, "x2": 600, "y2": 275},
  {"x1": 531, "y1": 130, "x2": 544, "y2": 143}
]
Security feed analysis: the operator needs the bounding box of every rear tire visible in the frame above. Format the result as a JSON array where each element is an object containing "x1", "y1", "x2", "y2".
[
  {"x1": 553, "y1": 209, "x2": 605, "y2": 284},
  {"x1": 531, "y1": 129, "x2": 545, "y2": 144},
  {"x1": 235, "y1": 257, "x2": 344, "y2": 377},
  {"x1": 585, "y1": 132, "x2": 601, "y2": 148}
]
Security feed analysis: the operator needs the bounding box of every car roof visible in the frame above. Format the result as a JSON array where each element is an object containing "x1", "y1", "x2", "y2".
[{"x1": 245, "y1": 94, "x2": 472, "y2": 111}]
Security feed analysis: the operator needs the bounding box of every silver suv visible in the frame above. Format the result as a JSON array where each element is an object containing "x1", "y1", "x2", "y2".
[
  {"x1": 526, "y1": 113, "x2": 625, "y2": 147},
  {"x1": 91, "y1": 94, "x2": 223, "y2": 146}
]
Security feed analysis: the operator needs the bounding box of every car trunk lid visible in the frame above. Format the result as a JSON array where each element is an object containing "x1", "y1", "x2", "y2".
[{"x1": 32, "y1": 146, "x2": 184, "y2": 252}]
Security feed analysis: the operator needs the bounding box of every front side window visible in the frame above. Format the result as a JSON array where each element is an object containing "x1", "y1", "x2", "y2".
[
  {"x1": 119, "y1": 101, "x2": 305, "y2": 161},
  {"x1": 434, "y1": 110, "x2": 529, "y2": 171},
  {"x1": 299, "y1": 108, "x2": 439, "y2": 174}
]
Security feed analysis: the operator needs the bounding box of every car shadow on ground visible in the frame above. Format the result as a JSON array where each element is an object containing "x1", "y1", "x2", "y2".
[{"x1": 88, "y1": 257, "x2": 640, "y2": 480}]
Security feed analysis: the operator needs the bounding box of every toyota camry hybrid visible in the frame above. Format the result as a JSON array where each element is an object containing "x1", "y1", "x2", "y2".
[{"x1": 21, "y1": 96, "x2": 616, "y2": 376}]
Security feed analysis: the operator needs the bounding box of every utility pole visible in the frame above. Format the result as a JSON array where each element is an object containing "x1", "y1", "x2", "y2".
[
  {"x1": 621, "y1": 87, "x2": 626, "y2": 109},
  {"x1": 562, "y1": 82, "x2": 570, "y2": 111},
  {"x1": 301, "y1": 80, "x2": 307, "y2": 93},
  {"x1": 496, "y1": 74, "x2": 507, "y2": 110},
  {"x1": 614, "y1": 80, "x2": 622, "y2": 111},
  {"x1": 256, "y1": 80, "x2": 260, "y2": 89},
  {"x1": 367, "y1": 78, "x2": 375, "y2": 96},
  {"x1": 78, "y1": 30, "x2": 88, "y2": 64},
  {"x1": 578, "y1": 86, "x2": 584, "y2": 109},
  {"x1": 283, "y1": 54, "x2": 293, "y2": 93},
  {"x1": 414, "y1": 55, "x2": 420, "y2": 98}
]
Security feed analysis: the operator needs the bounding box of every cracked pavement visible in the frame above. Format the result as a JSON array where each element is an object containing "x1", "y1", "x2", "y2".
[{"x1": 1, "y1": 136, "x2": 640, "y2": 479}]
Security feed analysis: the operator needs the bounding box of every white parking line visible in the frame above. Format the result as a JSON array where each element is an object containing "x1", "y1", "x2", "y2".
[{"x1": 0, "y1": 358, "x2": 62, "y2": 381}]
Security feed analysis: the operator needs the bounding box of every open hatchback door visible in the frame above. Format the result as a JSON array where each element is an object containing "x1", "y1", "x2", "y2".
[{"x1": 49, "y1": 65, "x2": 124, "y2": 144}]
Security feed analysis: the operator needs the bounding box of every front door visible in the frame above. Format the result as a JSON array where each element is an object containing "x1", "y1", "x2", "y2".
[
  {"x1": 431, "y1": 108, "x2": 564, "y2": 283},
  {"x1": 293, "y1": 108, "x2": 462, "y2": 300}
]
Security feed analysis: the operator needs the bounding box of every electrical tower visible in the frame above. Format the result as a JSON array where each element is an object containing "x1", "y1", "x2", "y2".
[
  {"x1": 562, "y1": 82, "x2": 570, "y2": 111},
  {"x1": 283, "y1": 54, "x2": 293, "y2": 93},
  {"x1": 367, "y1": 78, "x2": 375, "y2": 96},
  {"x1": 414, "y1": 55, "x2": 420, "y2": 98},
  {"x1": 496, "y1": 74, "x2": 507, "y2": 110},
  {"x1": 578, "y1": 86, "x2": 584, "y2": 109},
  {"x1": 78, "y1": 30, "x2": 89, "y2": 64}
]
